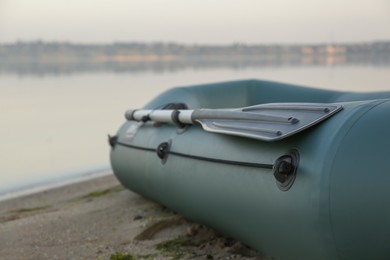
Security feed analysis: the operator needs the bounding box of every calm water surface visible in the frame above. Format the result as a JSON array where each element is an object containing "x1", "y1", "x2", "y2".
[{"x1": 1, "y1": 65, "x2": 390, "y2": 196}]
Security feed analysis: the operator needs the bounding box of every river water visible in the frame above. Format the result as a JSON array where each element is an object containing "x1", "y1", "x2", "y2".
[{"x1": 1, "y1": 64, "x2": 390, "y2": 196}]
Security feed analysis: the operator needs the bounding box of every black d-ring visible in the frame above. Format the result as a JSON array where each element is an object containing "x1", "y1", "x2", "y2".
[
  {"x1": 273, "y1": 149, "x2": 300, "y2": 191},
  {"x1": 156, "y1": 141, "x2": 171, "y2": 164}
]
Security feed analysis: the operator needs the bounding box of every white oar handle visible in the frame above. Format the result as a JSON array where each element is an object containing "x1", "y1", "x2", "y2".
[{"x1": 125, "y1": 109, "x2": 195, "y2": 124}]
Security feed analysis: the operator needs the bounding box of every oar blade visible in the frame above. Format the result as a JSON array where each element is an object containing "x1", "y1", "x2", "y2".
[{"x1": 196, "y1": 103, "x2": 342, "y2": 141}]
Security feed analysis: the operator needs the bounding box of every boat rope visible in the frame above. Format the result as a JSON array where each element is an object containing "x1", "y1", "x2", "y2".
[{"x1": 114, "y1": 141, "x2": 273, "y2": 170}]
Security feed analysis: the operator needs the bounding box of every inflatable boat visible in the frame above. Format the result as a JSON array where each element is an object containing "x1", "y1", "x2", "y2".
[{"x1": 109, "y1": 79, "x2": 390, "y2": 259}]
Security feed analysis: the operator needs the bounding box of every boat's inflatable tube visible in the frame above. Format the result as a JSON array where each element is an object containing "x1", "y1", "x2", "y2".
[{"x1": 109, "y1": 80, "x2": 390, "y2": 259}]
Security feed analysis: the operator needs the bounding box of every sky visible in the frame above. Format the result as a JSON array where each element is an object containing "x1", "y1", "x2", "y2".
[{"x1": 0, "y1": 0, "x2": 389, "y2": 44}]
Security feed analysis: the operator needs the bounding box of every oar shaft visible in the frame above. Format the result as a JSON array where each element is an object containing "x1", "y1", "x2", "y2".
[
  {"x1": 192, "y1": 109, "x2": 296, "y2": 124},
  {"x1": 125, "y1": 108, "x2": 296, "y2": 124}
]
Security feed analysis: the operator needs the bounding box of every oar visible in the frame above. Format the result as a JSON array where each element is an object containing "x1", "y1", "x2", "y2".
[{"x1": 125, "y1": 103, "x2": 342, "y2": 141}]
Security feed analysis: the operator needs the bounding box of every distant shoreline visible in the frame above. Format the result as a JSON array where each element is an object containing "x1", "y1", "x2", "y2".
[
  {"x1": 1, "y1": 40, "x2": 389, "y2": 64},
  {"x1": 1, "y1": 42, "x2": 389, "y2": 76}
]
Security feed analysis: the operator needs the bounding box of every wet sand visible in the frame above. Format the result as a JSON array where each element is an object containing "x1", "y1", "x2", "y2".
[{"x1": 0, "y1": 173, "x2": 270, "y2": 259}]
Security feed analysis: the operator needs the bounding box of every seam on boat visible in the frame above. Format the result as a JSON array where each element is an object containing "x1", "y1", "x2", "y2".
[{"x1": 115, "y1": 141, "x2": 273, "y2": 169}]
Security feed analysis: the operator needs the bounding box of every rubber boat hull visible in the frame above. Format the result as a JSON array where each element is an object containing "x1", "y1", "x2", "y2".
[{"x1": 110, "y1": 80, "x2": 390, "y2": 259}]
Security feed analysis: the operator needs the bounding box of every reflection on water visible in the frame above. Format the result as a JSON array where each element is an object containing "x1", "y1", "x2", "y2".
[
  {"x1": 1, "y1": 65, "x2": 390, "y2": 196},
  {"x1": 1, "y1": 57, "x2": 389, "y2": 77}
]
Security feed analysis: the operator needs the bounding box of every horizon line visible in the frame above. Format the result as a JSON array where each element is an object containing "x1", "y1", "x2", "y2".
[{"x1": 1, "y1": 39, "x2": 390, "y2": 46}]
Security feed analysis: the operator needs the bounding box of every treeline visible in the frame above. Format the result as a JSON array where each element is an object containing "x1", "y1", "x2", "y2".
[
  {"x1": 1, "y1": 41, "x2": 389, "y2": 61},
  {"x1": 0, "y1": 41, "x2": 389, "y2": 76}
]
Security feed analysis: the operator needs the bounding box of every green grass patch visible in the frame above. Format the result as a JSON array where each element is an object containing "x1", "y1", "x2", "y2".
[
  {"x1": 78, "y1": 185, "x2": 124, "y2": 200},
  {"x1": 136, "y1": 253, "x2": 159, "y2": 259},
  {"x1": 156, "y1": 237, "x2": 203, "y2": 259},
  {"x1": 109, "y1": 252, "x2": 159, "y2": 260},
  {"x1": 110, "y1": 252, "x2": 135, "y2": 260},
  {"x1": 9, "y1": 206, "x2": 50, "y2": 214},
  {"x1": 1, "y1": 206, "x2": 51, "y2": 223}
]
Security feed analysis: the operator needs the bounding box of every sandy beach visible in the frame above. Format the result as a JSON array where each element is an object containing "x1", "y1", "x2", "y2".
[{"x1": 0, "y1": 173, "x2": 270, "y2": 259}]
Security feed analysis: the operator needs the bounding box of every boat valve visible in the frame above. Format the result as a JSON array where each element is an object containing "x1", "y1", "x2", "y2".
[{"x1": 273, "y1": 150, "x2": 299, "y2": 191}]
